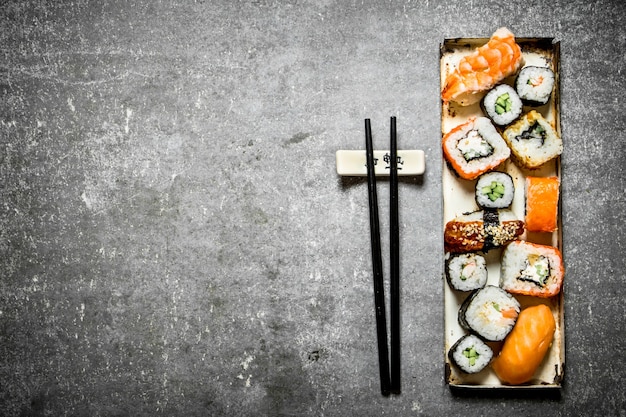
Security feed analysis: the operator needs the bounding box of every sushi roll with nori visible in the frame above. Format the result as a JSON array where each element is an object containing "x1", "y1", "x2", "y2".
[
  {"x1": 515, "y1": 66, "x2": 555, "y2": 105},
  {"x1": 482, "y1": 84, "x2": 523, "y2": 126},
  {"x1": 448, "y1": 334, "x2": 493, "y2": 374},
  {"x1": 442, "y1": 117, "x2": 511, "y2": 180},
  {"x1": 502, "y1": 110, "x2": 563, "y2": 169},
  {"x1": 446, "y1": 252, "x2": 488, "y2": 291},
  {"x1": 458, "y1": 285, "x2": 520, "y2": 341},
  {"x1": 475, "y1": 171, "x2": 515, "y2": 209},
  {"x1": 500, "y1": 240, "x2": 565, "y2": 298},
  {"x1": 444, "y1": 209, "x2": 524, "y2": 253}
]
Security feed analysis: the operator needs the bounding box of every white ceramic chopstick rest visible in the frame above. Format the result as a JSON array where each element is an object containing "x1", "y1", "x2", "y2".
[{"x1": 336, "y1": 150, "x2": 425, "y2": 176}]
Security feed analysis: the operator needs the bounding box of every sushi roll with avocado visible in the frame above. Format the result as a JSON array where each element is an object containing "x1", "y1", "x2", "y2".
[
  {"x1": 515, "y1": 66, "x2": 555, "y2": 105},
  {"x1": 500, "y1": 240, "x2": 565, "y2": 298},
  {"x1": 442, "y1": 117, "x2": 511, "y2": 180},
  {"x1": 446, "y1": 252, "x2": 488, "y2": 292},
  {"x1": 475, "y1": 171, "x2": 515, "y2": 209},
  {"x1": 502, "y1": 110, "x2": 563, "y2": 169},
  {"x1": 482, "y1": 84, "x2": 523, "y2": 126},
  {"x1": 458, "y1": 285, "x2": 520, "y2": 341},
  {"x1": 448, "y1": 334, "x2": 493, "y2": 374}
]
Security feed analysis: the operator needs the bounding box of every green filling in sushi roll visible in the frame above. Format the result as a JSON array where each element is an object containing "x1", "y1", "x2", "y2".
[
  {"x1": 475, "y1": 172, "x2": 515, "y2": 209},
  {"x1": 448, "y1": 334, "x2": 493, "y2": 374},
  {"x1": 494, "y1": 93, "x2": 512, "y2": 115},
  {"x1": 463, "y1": 346, "x2": 479, "y2": 366},
  {"x1": 481, "y1": 181, "x2": 506, "y2": 201},
  {"x1": 518, "y1": 255, "x2": 551, "y2": 287}
]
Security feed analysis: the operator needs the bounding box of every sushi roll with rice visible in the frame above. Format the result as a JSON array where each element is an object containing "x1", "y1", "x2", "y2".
[
  {"x1": 500, "y1": 240, "x2": 565, "y2": 298},
  {"x1": 515, "y1": 66, "x2": 555, "y2": 105},
  {"x1": 475, "y1": 171, "x2": 515, "y2": 209},
  {"x1": 458, "y1": 285, "x2": 520, "y2": 341},
  {"x1": 448, "y1": 334, "x2": 493, "y2": 374},
  {"x1": 482, "y1": 84, "x2": 523, "y2": 126},
  {"x1": 444, "y1": 209, "x2": 524, "y2": 253},
  {"x1": 442, "y1": 117, "x2": 511, "y2": 180},
  {"x1": 446, "y1": 252, "x2": 488, "y2": 292},
  {"x1": 502, "y1": 110, "x2": 563, "y2": 169}
]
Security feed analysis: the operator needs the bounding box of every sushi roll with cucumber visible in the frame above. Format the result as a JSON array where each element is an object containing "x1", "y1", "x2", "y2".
[
  {"x1": 442, "y1": 117, "x2": 511, "y2": 180},
  {"x1": 482, "y1": 84, "x2": 523, "y2": 126},
  {"x1": 446, "y1": 252, "x2": 488, "y2": 292},
  {"x1": 502, "y1": 110, "x2": 563, "y2": 169},
  {"x1": 475, "y1": 171, "x2": 515, "y2": 209},
  {"x1": 515, "y1": 66, "x2": 555, "y2": 105},
  {"x1": 448, "y1": 334, "x2": 493, "y2": 374},
  {"x1": 458, "y1": 285, "x2": 520, "y2": 341},
  {"x1": 500, "y1": 240, "x2": 565, "y2": 298}
]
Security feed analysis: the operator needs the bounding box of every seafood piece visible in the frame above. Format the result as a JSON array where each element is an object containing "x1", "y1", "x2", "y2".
[
  {"x1": 442, "y1": 27, "x2": 524, "y2": 106},
  {"x1": 491, "y1": 304, "x2": 556, "y2": 384}
]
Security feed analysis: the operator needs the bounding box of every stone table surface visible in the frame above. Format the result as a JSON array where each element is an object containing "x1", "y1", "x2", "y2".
[{"x1": 1, "y1": 1, "x2": 625, "y2": 416}]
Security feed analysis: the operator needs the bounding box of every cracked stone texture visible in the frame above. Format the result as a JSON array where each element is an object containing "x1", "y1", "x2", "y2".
[{"x1": 1, "y1": 0, "x2": 625, "y2": 416}]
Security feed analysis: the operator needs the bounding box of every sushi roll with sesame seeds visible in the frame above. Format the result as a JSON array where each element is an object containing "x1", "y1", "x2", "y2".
[
  {"x1": 448, "y1": 334, "x2": 493, "y2": 374},
  {"x1": 482, "y1": 84, "x2": 523, "y2": 126},
  {"x1": 444, "y1": 209, "x2": 524, "y2": 253}
]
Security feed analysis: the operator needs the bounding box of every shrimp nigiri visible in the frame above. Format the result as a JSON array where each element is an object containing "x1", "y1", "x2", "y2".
[
  {"x1": 442, "y1": 27, "x2": 524, "y2": 106},
  {"x1": 491, "y1": 304, "x2": 556, "y2": 385}
]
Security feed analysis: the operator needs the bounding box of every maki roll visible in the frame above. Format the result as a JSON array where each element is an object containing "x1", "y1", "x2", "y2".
[
  {"x1": 515, "y1": 66, "x2": 555, "y2": 105},
  {"x1": 482, "y1": 84, "x2": 523, "y2": 126},
  {"x1": 442, "y1": 117, "x2": 511, "y2": 180},
  {"x1": 475, "y1": 171, "x2": 515, "y2": 209},
  {"x1": 446, "y1": 252, "x2": 488, "y2": 292},
  {"x1": 458, "y1": 285, "x2": 521, "y2": 342},
  {"x1": 444, "y1": 209, "x2": 524, "y2": 253},
  {"x1": 448, "y1": 334, "x2": 493, "y2": 374},
  {"x1": 500, "y1": 240, "x2": 565, "y2": 298},
  {"x1": 502, "y1": 110, "x2": 563, "y2": 169}
]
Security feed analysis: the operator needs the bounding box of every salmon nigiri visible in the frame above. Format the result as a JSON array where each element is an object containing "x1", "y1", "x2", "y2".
[
  {"x1": 442, "y1": 27, "x2": 524, "y2": 106},
  {"x1": 491, "y1": 304, "x2": 556, "y2": 385}
]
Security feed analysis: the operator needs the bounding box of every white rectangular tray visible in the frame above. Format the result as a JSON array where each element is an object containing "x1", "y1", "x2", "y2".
[{"x1": 441, "y1": 36, "x2": 564, "y2": 389}]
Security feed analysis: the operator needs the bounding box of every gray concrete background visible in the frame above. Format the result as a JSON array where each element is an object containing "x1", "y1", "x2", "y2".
[{"x1": 1, "y1": 1, "x2": 624, "y2": 416}]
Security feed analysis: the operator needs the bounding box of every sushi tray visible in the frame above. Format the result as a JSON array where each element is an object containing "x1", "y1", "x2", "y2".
[{"x1": 440, "y1": 29, "x2": 564, "y2": 389}]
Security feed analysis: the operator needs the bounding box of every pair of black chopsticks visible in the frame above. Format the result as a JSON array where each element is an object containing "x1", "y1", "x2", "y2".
[{"x1": 364, "y1": 117, "x2": 400, "y2": 396}]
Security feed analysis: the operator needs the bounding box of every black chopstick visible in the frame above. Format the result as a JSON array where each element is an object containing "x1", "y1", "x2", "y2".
[
  {"x1": 364, "y1": 118, "x2": 391, "y2": 396},
  {"x1": 389, "y1": 116, "x2": 401, "y2": 394}
]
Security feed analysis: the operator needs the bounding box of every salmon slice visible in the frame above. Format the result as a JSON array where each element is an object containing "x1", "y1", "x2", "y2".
[{"x1": 491, "y1": 304, "x2": 556, "y2": 385}]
